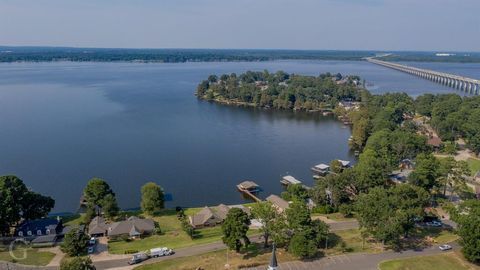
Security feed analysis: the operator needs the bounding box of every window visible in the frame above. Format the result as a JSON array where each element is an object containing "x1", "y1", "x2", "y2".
[
  {"x1": 27, "y1": 231, "x2": 32, "y2": 236},
  {"x1": 46, "y1": 229, "x2": 51, "y2": 235},
  {"x1": 37, "y1": 230, "x2": 42, "y2": 236},
  {"x1": 18, "y1": 231, "x2": 23, "y2": 237}
]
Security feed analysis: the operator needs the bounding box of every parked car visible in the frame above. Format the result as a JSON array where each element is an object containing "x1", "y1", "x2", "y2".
[
  {"x1": 439, "y1": 244, "x2": 452, "y2": 251},
  {"x1": 89, "y1": 237, "x2": 97, "y2": 245},
  {"x1": 87, "y1": 246, "x2": 95, "y2": 254},
  {"x1": 128, "y1": 252, "x2": 149, "y2": 265},
  {"x1": 150, "y1": 247, "x2": 174, "y2": 257}
]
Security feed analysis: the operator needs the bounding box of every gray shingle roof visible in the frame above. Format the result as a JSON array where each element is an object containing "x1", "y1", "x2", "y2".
[{"x1": 108, "y1": 217, "x2": 155, "y2": 237}]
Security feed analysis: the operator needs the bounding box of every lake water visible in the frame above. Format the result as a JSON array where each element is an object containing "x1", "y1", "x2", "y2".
[{"x1": 0, "y1": 60, "x2": 479, "y2": 212}]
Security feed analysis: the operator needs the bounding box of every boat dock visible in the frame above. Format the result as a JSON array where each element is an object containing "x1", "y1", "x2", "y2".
[
  {"x1": 280, "y1": 175, "x2": 302, "y2": 186},
  {"x1": 237, "y1": 180, "x2": 262, "y2": 202}
]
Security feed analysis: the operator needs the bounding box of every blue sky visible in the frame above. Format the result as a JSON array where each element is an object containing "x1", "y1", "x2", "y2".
[{"x1": 0, "y1": 0, "x2": 478, "y2": 51}]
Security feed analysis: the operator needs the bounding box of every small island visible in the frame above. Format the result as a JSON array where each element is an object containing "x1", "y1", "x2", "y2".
[{"x1": 195, "y1": 70, "x2": 366, "y2": 113}]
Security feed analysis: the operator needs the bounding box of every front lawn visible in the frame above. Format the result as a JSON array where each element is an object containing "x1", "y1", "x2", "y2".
[
  {"x1": 108, "y1": 209, "x2": 258, "y2": 254},
  {"x1": 0, "y1": 248, "x2": 55, "y2": 266},
  {"x1": 379, "y1": 253, "x2": 473, "y2": 270}
]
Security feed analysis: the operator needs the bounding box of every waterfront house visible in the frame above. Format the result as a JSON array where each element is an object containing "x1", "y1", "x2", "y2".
[
  {"x1": 189, "y1": 204, "x2": 251, "y2": 229},
  {"x1": 16, "y1": 218, "x2": 62, "y2": 238},
  {"x1": 280, "y1": 175, "x2": 302, "y2": 186},
  {"x1": 189, "y1": 206, "x2": 223, "y2": 228},
  {"x1": 311, "y1": 163, "x2": 330, "y2": 176},
  {"x1": 266, "y1": 195, "x2": 289, "y2": 213},
  {"x1": 108, "y1": 217, "x2": 155, "y2": 239},
  {"x1": 88, "y1": 216, "x2": 108, "y2": 237}
]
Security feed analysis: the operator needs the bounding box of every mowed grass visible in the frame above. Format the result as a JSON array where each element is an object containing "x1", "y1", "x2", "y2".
[
  {"x1": 379, "y1": 253, "x2": 478, "y2": 270},
  {"x1": 108, "y1": 208, "x2": 258, "y2": 254},
  {"x1": 326, "y1": 229, "x2": 381, "y2": 255},
  {"x1": 134, "y1": 245, "x2": 297, "y2": 270},
  {"x1": 467, "y1": 158, "x2": 480, "y2": 176},
  {"x1": 0, "y1": 248, "x2": 55, "y2": 266}
]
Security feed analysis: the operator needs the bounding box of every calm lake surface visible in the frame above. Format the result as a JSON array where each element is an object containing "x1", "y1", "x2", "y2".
[{"x1": 0, "y1": 60, "x2": 479, "y2": 212}]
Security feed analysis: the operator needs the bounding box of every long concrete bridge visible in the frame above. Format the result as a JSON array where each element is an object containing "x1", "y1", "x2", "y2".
[{"x1": 367, "y1": 57, "x2": 480, "y2": 95}]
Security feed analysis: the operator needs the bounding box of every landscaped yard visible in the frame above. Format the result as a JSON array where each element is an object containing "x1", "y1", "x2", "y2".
[
  {"x1": 108, "y1": 209, "x2": 259, "y2": 254},
  {"x1": 379, "y1": 253, "x2": 478, "y2": 270},
  {"x1": 0, "y1": 248, "x2": 55, "y2": 266},
  {"x1": 134, "y1": 244, "x2": 297, "y2": 270}
]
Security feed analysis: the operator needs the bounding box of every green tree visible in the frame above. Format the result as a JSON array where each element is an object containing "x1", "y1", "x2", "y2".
[
  {"x1": 355, "y1": 185, "x2": 429, "y2": 246},
  {"x1": 415, "y1": 94, "x2": 436, "y2": 117},
  {"x1": 288, "y1": 231, "x2": 317, "y2": 258},
  {"x1": 281, "y1": 184, "x2": 308, "y2": 202},
  {"x1": 102, "y1": 194, "x2": 119, "y2": 219},
  {"x1": 60, "y1": 257, "x2": 96, "y2": 270},
  {"x1": 438, "y1": 157, "x2": 470, "y2": 199},
  {"x1": 141, "y1": 182, "x2": 165, "y2": 215},
  {"x1": 251, "y1": 201, "x2": 280, "y2": 248},
  {"x1": 0, "y1": 175, "x2": 55, "y2": 236},
  {"x1": 221, "y1": 208, "x2": 251, "y2": 252},
  {"x1": 330, "y1": 159, "x2": 344, "y2": 174},
  {"x1": 83, "y1": 178, "x2": 116, "y2": 216},
  {"x1": 286, "y1": 201, "x2": 311, "y2": 231},
  {"x1": 451, "y1": 200, "x2": 480, "y2": 263},
  {"x1": 60, "y1": 228, "x2": 90, "y2": 256},
  {"x1": 408, "y1": 153, "x2": 441, "y2": 192},
  {"x1": 353, "y1": 149, "x2": 387, "y2": 193}
]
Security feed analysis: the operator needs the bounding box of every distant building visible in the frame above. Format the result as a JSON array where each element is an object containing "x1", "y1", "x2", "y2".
[{"x1": 266, "y1": 195, "x2": 290, "y2": 213}]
